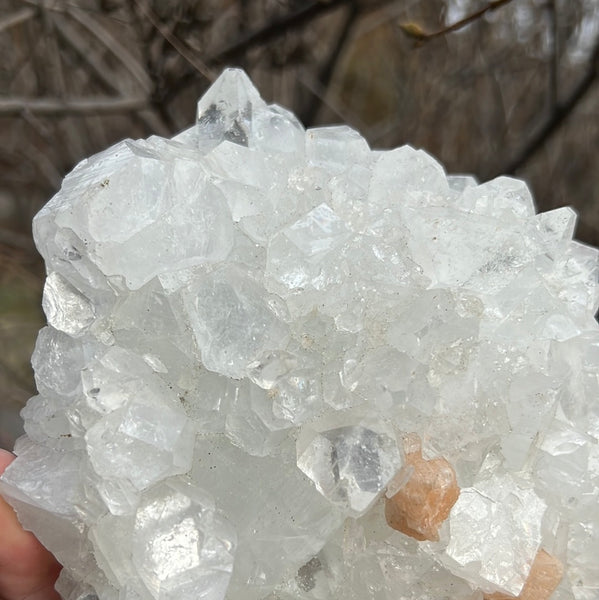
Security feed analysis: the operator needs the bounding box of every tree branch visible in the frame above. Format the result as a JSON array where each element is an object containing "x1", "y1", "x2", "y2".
[
  {"x1": 52, "y1": 12, "x2": 122, "y2": 96},
  {"x1": 546, "y1": 0, "x2": 558, "y2": 112},
  {"x1": 490, "y1": 38, "x2": 599, "y2": 178},
  {"x1": 66, "y1": 6, "x2": 153, "y2": 94},
  {"x1": 0, "y1": 7, "x2": 36, "y2": 34},
  {"x1": 0, "y1": 96, "x2": 149, "y2": 116},
  {"x1": 300, "y1": 2, "x2": 360, "y2": 126},
  {"x1": 162, "y1": 0, "x2": 355, "y2": 109},
  {"x1": 211, "y1": 0, "x2": 350, "y2": 63},
  {"x1": 400, "y1": 0, "x2": 515, "y2": 43},
  {"x1": 133, "y1": 0, "x2": 215, "y2": 83}
]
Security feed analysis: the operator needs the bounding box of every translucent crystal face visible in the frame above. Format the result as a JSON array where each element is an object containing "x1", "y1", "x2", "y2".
[
  {"x1": 297, "y1": 424, "x2": 401, "y2": 517},
  {"x1": 440, "y1": 474, "x2": 547, "y2": 596},
  {"x1": 1, "y1": 68, "x2": 598, "y2": 600},
  {"x1": 130, "y1": 482, "x2": 236, "y2": 600}
]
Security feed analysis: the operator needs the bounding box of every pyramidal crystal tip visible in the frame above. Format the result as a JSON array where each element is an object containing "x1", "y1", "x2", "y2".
[{"x1": 196, "y1": 68, "x2": 267, "y2": 148}]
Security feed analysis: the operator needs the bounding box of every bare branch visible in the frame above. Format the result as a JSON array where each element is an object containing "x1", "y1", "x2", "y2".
[
  {"x1": 0, "y1": 7, "x2": 36, "y2": 34},
  {"x1": 212, "y1": 0, "x2": 350, "y2": 63},
  {"x1": 546, "y1": 0, "x2": 558, "y2": 112},
  {"x1": 16, "y1": 141, "x2": 63, "y2": 189},
  {"x1": 42, "y1": 12, "x2": 68, "y2": 97},
  {"x1": 301, "y1": 3, "x2": 360, "y2": 126},
  {"x1": 66, "y1": 6, "x2": 153, "y2": 94},
  {"x1": 490, "y1": 37, "x2": 599, "y2": 178},
  {"x1": 400, "y1": 0, "x2": 515, "y2": 43},
  {"x1": 296, "y1": 71, "x2": 370, "y2": 136},
  {"x1": 0, "y1": 96, "x2": 149, "y2": 116},
  {"x1": 133, "y1": 0, "x2": 215, "y2": 83},
  {"x1": 52, "y1": 13, "x2": 121, "y2": 95},
  {"x1": 167, "y1": 0, "x2": 395, "y2": 105}
]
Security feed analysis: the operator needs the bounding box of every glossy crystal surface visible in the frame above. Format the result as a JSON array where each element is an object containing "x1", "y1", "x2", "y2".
[{"x1": 1, "y1": 69, "x2": 598, "y2": 600}]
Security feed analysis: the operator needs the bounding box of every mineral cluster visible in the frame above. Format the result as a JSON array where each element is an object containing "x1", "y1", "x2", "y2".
[{"x1": 1, "y1": 68, "x2": 598, "y2": 600}]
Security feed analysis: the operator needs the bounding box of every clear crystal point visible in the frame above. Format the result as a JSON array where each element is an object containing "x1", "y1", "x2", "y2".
[
  {"x1": 297, "y1": 422, "x2": 402, "y2": 517},
  {"x1": 196, "y1": 68, "x2": 267, "y2": 150}
]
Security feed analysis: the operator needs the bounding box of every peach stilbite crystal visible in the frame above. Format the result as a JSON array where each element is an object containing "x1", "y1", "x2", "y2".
[
  {"x1": 483, "y1": 549, "x2": 564, "y2": 600},
  {"x1": 384, "y1": 434, "x2": 460, "y2": 542}
]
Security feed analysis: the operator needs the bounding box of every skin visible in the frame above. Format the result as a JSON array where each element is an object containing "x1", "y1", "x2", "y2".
[{"x1": 0, "y1": 449, "x2": 61, "y2": 600}]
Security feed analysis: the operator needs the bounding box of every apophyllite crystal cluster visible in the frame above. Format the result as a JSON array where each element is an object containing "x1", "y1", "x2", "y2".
[{"x1": 1, "y1": 68, "x2": 598, "y2": 600}]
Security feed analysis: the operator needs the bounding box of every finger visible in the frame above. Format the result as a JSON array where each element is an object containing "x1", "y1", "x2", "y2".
[
  {"x1": 0, "y1": 448, "x2": 62, "y2": 600},
  {"x1": 0, "y1": 448, "x2": 14, "y2": 474}
]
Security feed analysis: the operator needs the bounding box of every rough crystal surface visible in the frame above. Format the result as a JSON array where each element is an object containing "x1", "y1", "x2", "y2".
[
  {"x1": 1, "y1": 68, "x2": 598, "y2": 600},
  {"x1": 440, "y1": 473, "x2": 547, "y2": 596},
  {"x1": 484, "y1": 549, "x2": 564, "y2": 600}
]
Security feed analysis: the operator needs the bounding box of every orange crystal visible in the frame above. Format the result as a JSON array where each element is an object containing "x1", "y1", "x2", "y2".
[
  {"x1": 483, "y1": 550, "x2": 563, "y2": 600},
  {"x1": 384, "y1": 434, "x2": 460, "y2": 541}
]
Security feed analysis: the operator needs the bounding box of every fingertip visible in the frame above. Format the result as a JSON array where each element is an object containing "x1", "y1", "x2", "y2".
[{"x1": 0, "y1": 449, "x2": 15, "y2": 475}]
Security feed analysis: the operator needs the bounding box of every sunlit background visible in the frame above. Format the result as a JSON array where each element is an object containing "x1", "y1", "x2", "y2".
[{"x1": 1, "y1": 0, "x2": 598, "y2": 447}]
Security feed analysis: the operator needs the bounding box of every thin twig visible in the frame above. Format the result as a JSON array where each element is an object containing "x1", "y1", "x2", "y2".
[
  {"x1": 54, "y1": 4, "x2": 172, "y2": 138},
  {"x1": 400, "y1": 0, "x2": 515, "y2": 42},
  {"x1": 52, "y1": 13, "x2": 121, "y2": 95},
  {"x1": 66, "y1": 6, "x2": 153, "y2": 94},
  {"x1": 22, "y1": 110, "x2": 54, "y2": 143},
  {"x1": 546, "y1": 0, "x2": 558, "y2": 112},
  {"x1": 0, "y1": 96, "x2": 149, "y2": 116},
  {"x1": 301, "y1": 2, "x2": 360, "y2": 126},
  {"x1": 43, "y1": 12, "x2": 68, "y2": 97},
  {"x1": 10, "y1": 24, "x2": 41, "y2": 89},
  {"x1": 16, "y1": 141, "x2": 63, "y2": 189},
  {"x1": 491, "y1": 37, "x2": 599, "y2": 177},
  {"x1": 134, "y1": 0, "x2": 215, "y2": 82},
  {"x1": 296, "y1": 70, "x2": 370, "y2": 135},
  {"x1": 0, "y1": 7, "x2": 36, "y2": 33},
  {"x1": 165, "y1": 0, "x2": 391, "y2": 106},
  {"x1": 212, "y1": 0, "x2": 350, "y2": 62}
]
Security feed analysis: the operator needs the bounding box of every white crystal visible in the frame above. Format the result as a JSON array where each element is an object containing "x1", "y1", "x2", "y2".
[
  {"x1": 1, "y1": 67, "x2": 598, "y2": 600},
  {"x1": 182, "y1": 265, "x2": 289, "y2": 379},
  {"x1": 568, "y1": 519, "x2": 599, "y2": 600},
  {"x1": 440, "y1": 474, "x2": 547, "y2": 596},
  {"x1": 85, "y1": 395, "x2": 194, "y2": 491},
  {"x1": 131, "y1": 481, "x2": 236, "y2": 600},
  {"x1": 196, "y1": 68, "x2": 267, "y2": 150},
  {"x1": 43, "y1": 271, "x2": 96, "y2": 336},
  {"x1": 297, "y1": 420, "x2": 401, "y2": 517}
]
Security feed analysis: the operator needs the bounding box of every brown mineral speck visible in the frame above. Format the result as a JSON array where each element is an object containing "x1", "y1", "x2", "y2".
[
  {"x1": 483, "y1": 549, "x2": 564, "y2": 600},
  {"x1": 384, "y1": 434, "x2": 460, "y2": 542}
]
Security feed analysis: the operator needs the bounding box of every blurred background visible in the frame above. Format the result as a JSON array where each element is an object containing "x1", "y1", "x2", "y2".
[{"x1": 1, "y1": 0, "x2": 598, "y2": 447}]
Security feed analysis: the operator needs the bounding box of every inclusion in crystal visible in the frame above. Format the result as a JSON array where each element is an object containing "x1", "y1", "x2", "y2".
[{"x1": 196, "y1": 67, "x2": 267, "y2": 150}]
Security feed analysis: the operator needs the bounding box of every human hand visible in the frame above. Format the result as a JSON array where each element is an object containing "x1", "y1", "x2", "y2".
[{"x1": 0, "y1": 449, "x2": 62, "y2": 600}]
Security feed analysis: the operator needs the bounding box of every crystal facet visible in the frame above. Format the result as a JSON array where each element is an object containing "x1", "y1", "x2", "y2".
[{"x1": 0, "y1": 68, "x2": 597, "y2": 600}]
